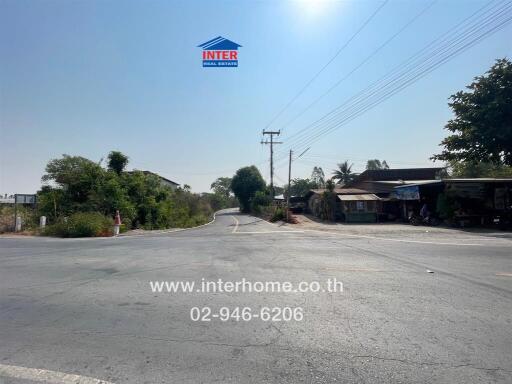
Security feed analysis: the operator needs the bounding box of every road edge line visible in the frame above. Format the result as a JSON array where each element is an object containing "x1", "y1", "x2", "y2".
[{"x1": 0, "y1": 363, "x2": 115, "y2": 384}]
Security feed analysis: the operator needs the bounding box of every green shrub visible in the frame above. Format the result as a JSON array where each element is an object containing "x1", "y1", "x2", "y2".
[
  {"x1": 270, "y1": 207, "x2": 286, "y2": 222},
  {"x1": 37, "y1": 152, "x2": 219, "y2": 232},
  {"x1": 251, "y1": 191, "x2": 272, "y2": 214},
  {"x1": 43, "y1": 212, "x2": 113, "y2": 237},
  {"x1": 0, "y1": 205, "x2": 38, "y2": 233}
]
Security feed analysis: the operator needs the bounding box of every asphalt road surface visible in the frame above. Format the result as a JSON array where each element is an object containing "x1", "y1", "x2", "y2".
[{"x1": 1, "y1": 209, "x2": 511, "y2": 383}]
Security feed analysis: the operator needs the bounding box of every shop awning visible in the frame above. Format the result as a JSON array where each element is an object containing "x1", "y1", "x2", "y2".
[{"x1": 337, "y1": 194, "x2": 380, "y2": 201}]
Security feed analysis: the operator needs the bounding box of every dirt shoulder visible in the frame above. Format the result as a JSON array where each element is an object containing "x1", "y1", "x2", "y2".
[{"x1": 280, "y1": 214, "x2": 512, "y2": 244}]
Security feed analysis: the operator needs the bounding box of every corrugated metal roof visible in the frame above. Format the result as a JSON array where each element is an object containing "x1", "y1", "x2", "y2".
[
  {"x1": 447, "y1": 178, "x2": 512, "y2": 182},
  {"x1": 310, "y1": 188, "x2": 369, "y2": 195},
  {"x1": 393, "y1": 178, "x2": 512, "y2": 189},
  {"x1": 337, "y1": 194, "x2": 380, "y2": 201},
  {"x1": 394, "y1": 180, "x2": 443, "y2": 188},
  {"x1": 350, "y1": 181, "x2": 396, "y2": 194},
  {"x1": 377, "y1": 179, "x2": 440, "y2": 185},
  {"x1": 352, "y1": 168, "x2": 445, "y2": 182}
]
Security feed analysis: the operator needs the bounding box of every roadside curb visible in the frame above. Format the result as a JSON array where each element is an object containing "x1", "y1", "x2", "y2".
[
  {"x1": 0, "y1": 211, "x2": 220, "y2": 241},
  {"x1": 119, "y1": 211, "x2": 219, "y2": 238}
]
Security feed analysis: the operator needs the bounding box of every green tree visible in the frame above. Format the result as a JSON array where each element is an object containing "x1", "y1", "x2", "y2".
[
  {"x1": 107, "y1": 151, "x2": 129, "y2": 175},
  {"x1": 42, "y1": 155, "x2": 105, "y2": 207},
  {"x1": 311, "y1": 166, "x2": 325, "y2": 187},
  {"x1": 36, "y1": 186, "x2": 67, "y2": 222},
  {"x1": 231, "y1": 166, "x2": 266, "y2": 212},
  {"x1": 287, "y1": 178, "x2": 317, "y2": 197},
  {"x1": 448, "y1": 160, "x2": 512, "y2": 178},
  {"x1": 90, "y1": 170, "x2": 135, "y2": 223},
  {"x1": 325, "y1": 178, "x2": 335, "y2": 192},
  {"x1": 366, "y1": 159, "x2": 389, "y2": 170},
  {"x1": 210, "y1": 177, "x2": 232, "y2": 198},
  {"x1": 321, "y1": 179, "x2": 337, "y2": 221},
  {"x1": 251, "y1": 190, "x2": 272, "y2": 214},
  {"x1": 432, "y1": 58, "x2": 512, "y2": 166},
  {"x1": 332, "y1": 161, "x2": 356, "y2": 185},
  {"x1": 38, "y1": 153, "x2": 216, "y2": 233}
]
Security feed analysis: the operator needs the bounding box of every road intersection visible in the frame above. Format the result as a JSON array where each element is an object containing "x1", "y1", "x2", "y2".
[{"x1": 1, "y1": 209, "x2": 511, "y2": 383}]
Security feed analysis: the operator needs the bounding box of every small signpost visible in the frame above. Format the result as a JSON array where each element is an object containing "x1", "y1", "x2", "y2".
[
  {"x1": 13, "y1": 194, "x2": 37, "y2": 232},
  {"x1": 15, "y1": 194, "x2": 36, "y2": 204}
]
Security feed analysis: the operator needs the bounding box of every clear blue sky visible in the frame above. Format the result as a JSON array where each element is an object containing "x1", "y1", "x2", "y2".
[{"x1": 1, "y1": 0, "x2": 511, "y2": 194}]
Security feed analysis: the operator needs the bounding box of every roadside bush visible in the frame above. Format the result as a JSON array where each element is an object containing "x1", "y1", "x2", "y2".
[
  {"x1": 119, "y1": 223, "x2": 128, "y2": 233},
  {"x1": 251, "y1": 191, "x2": 272, "y2": 214},
  {"x1": 43, "y1": 212, "x2": 113, "y2": 237},
  {"x1": 37, "y1": 153, "x2": 219, "y2": 233},
  {"x1": 0, "y1": 205, "x2": 38, "y2": 233},
  {"x1": 270, "y1": 207, "x2": 286, "y2": 222}
]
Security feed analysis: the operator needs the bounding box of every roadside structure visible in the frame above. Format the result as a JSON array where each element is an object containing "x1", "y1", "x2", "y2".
[
  {"x1": 395, "y1": 178, "x2": 512, "y2": 227},
  {"x1": 303, "y1": 168, "x2": 512, "y2": 227},
  {"x1": 305, "y1": 168, "x2": 445, "y2": 222},
  {"x1": 305, "y1": 188, "x2": 378, "y2": 222}
]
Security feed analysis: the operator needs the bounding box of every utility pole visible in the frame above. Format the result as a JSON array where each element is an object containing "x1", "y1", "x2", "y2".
[
  {"x1": 286, "y1": 147, "x2": 310, "y2": 222},
  {"x1": 287, "y1": 150, "x2": 292, "y2": 222},
  {"x1": 261, "y1": 130, "x2": 282, "y2": 197}
]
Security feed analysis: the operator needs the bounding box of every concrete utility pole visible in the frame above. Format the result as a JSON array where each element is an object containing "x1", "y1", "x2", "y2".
[
  {"x1": 287, "y1": 149, "x2": 293, "y2": 222},
  {"x1": 286, "y1": 147, "x2": 310, "y2": 222},
  {"x1": 261, "y1": 130, "x2": 282, "y2": 197}
]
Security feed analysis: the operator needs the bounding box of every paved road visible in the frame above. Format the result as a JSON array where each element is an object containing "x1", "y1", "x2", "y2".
[{"x1": 1, "y1": 209, "x2": 511, "y2": 383}]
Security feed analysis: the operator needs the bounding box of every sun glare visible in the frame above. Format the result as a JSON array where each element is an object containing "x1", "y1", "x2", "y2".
[{"x1": 296, "y1": 0, "x2": 329, "y2": 16}]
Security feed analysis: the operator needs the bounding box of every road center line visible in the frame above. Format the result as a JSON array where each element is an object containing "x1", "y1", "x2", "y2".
[
  {"x1": 0, "y1": 363, "x2": 115, "y2": 384},
  {"x1": 231, "y1": 215, "x2": 239, "y2": 233}
]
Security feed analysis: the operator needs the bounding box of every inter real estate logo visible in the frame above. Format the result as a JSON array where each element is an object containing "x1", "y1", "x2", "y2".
[{"x1": 197, "y1": 36, "x2": 242, "y2": 67}]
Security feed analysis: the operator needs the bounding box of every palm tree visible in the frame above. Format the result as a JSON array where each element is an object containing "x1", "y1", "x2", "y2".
[{"x1": 332, "y1": 161, "x2": 355, "y2": 185}]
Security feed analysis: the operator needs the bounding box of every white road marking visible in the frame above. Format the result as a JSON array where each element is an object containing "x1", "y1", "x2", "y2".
[
  {"x1": 119, "y1": 211, "x2": 219, "y2": 238},
  {"x1": 230, "y1": 216, "x2": 303, "y2": 234},
  {"x1": 301, "y1": 229, "x2": 486, "y2": 246},
  {"x1": 231, "y1": 216, "x2": 239, "y2": 233},
  {"x1": 234, "y1": 230, "x2": 304, "y2": 234},
  {"x1": 0, "y1": 363, "x2": 115, "y2": 384}
]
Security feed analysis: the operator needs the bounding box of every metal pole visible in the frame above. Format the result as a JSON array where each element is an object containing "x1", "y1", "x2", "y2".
[
  {"x1": 14, "y1": 194, "x2": 18, "y2": 232},
  {"x1": 287, "y1": 150, "x2": 292, "y2": 222},
  {"x1": 270, "y1": 133, "x2": 274, "y2": 197},
  {"x1": 13, "y1": 194, "x2": 17, "y2": 232}
]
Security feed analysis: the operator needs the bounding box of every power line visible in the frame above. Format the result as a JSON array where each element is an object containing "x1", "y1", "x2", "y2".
[
  {"x1": 263, "y1": 0, "x2": 389, "y2": 131},
  {"x1": 277, "y1": 0, "x2": 438, "y2": 133},
  {"x1": 292, "y1": 11, "x2": 512, "y2": 152},
  {"x1": 275, "y1": 0, "x2": 512, "y2": 159},
  {"x1": 279, "y1": 0, "x2": 507, "y2": 152}
]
